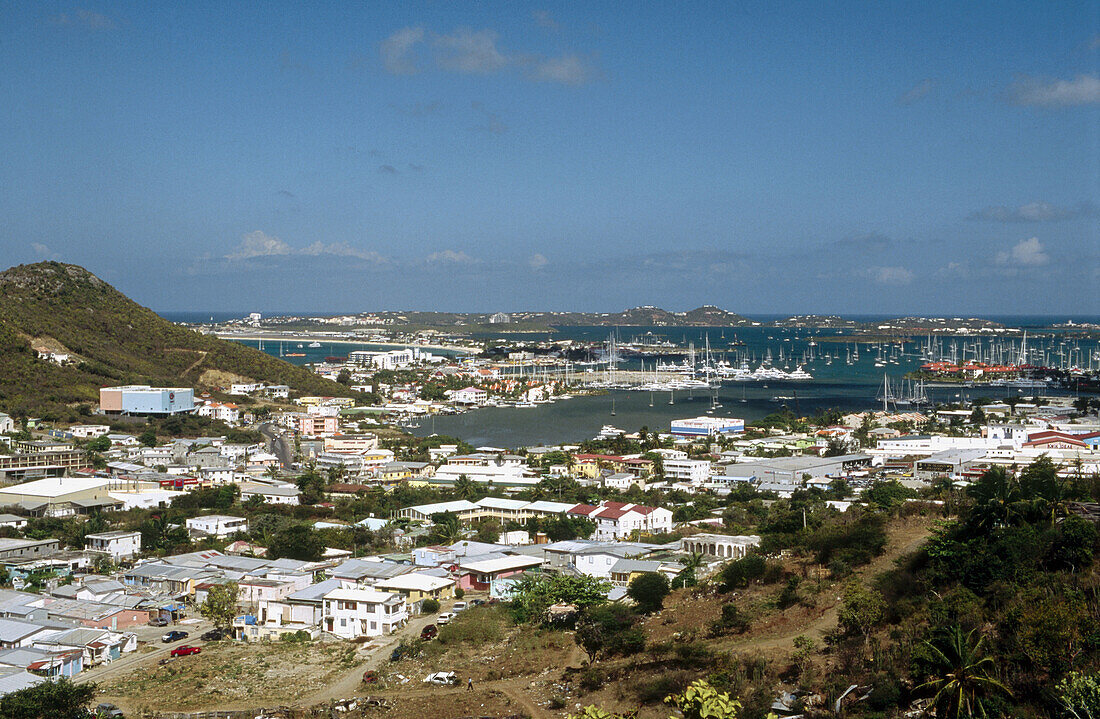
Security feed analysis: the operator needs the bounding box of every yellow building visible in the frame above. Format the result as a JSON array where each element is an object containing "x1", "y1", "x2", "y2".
[{"x1": 374, "y1": 573, "x2": 455, "y2": 609}]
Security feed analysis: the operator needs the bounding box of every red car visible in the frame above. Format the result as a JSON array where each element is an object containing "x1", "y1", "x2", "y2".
[{"x1": 170, "y1": 645, "x2": 201, "y2": 658}]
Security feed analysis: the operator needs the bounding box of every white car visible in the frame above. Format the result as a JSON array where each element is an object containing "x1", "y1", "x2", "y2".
[
  {"x1": 436, "y1": 612, "x2": 455, "y2": 625},
  {"x1": 424, "y1": 671, "x2": 458, "y2": 686},
  {"x1": 451, "y1": 601, "x2": 468, "y2": 612}
]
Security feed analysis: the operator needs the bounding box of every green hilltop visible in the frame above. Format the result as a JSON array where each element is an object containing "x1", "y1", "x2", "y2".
[{"x1": 0, "y1": 261, "x2": 353, "y2": 419}]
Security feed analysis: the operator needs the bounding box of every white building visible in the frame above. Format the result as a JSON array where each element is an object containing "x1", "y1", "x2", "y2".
[
  {"x1": 196, "y1": 402, "x2": 240, "y2": 424},
  {"x1": 663, "y1": 458, "x2": 712, "y2": 485},
  {"x1": 451, "y1": 387, "x2": 488, "y2": 406},
  {"x1": 84, "y1": 530, "x2": 142, "y2": 559},
  {"x1": 679, "y1": 533, "x2": 760, "y2": 560},
  {"x1": 322, "y1": 588, "x2": 407, "y2": 638},
  {"x1": 69, "y1": 425, "x2": 110, "y2": 439},
  {"x1": 0, "y1": 413, "x2": 14, "y2": 434},
  {"x1": 240, "y1": 483, "x2": 301, "y2": 505},
  {"x1": 670, "y1": 416, "x2": 745, "y2": 437},
  {"x1": 186, "y1": 515, "x2": 249, "y2": 538},
  {"x1": 568, "y1": 501, "x2": 674, "y2": 540}
]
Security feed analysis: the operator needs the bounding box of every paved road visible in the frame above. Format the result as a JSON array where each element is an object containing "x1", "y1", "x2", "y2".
[{"x1": 258, "y1": 422, "x2": 293, "y2": 468}]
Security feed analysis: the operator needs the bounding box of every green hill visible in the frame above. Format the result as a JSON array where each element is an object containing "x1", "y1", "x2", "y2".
[{"x1": 0, "y1": 261, "x2": 353, "y2": 419}]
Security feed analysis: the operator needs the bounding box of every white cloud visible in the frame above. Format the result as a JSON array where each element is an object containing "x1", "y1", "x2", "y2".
[
  {"x1": 426, "y1": 249, "x2": 476, "y2": 264},
  {"x1": 226, "y1": 232, "x2": 384, "y2": 264},
  {"x1": 1008, "y1": 74, "x2": 1100, "y2": 107},
  {"x1": 937, "y1": 261, "x2": 967, "y2": 278},
  {"x1": 301, "y1": 242, "x2": 385, "y2": 263},
  {"x1": 968, "y1": 201, "x2": 1095, "y2": 223},
  {"x1": 380, "y1": 27, "x2": 424, "y2": 75},
  {"x1": 862, "y1": 266, "x2": 914, "y2": 284},
  {"x1": 528, "y1": 253, "x2": 549, "y2": 270},
  {"x1": 382, "y1": 25, "x2": 600, "y2": 85},
  {"x1": 226, "y1": 231, "x2": 293, "y2": 260},
  {"x1": 30, "y1": 243, "x2": 60, "y2": 260},
  {"x1": 996, "y1": 237, "x2": 1049, "y2": 267},
  {"x1": 434, "y1": 28, "x2": 510, "y2": 74},
  {"x1": 531, "y1": 55, "x2": 596, "y2": 85}
]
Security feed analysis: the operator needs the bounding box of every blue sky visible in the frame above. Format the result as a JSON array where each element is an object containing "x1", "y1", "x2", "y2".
[{"x1": 1, "y1": 2, "x2": 1097, "y2": 315}]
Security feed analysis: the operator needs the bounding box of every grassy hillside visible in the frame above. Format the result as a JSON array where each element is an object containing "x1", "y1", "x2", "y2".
[{"x1": 0, "y1": 261, "x2": 353, "y2": 418}]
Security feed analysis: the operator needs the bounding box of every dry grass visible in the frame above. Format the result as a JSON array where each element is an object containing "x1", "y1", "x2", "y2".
[{"x1": 98, "y1": 640, "x2": 359, "y2": 710}]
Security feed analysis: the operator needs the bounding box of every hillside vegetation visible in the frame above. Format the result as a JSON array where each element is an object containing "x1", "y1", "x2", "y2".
[{"x1": 0, "y1": 261, "x2": 352, "y2": 418}]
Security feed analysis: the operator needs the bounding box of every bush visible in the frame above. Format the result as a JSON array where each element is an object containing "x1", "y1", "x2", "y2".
[
  {"x1": 719, "y1": 554, "x2": 767, "y2": 590},
  {"x1": 421, "y1": 598, "x2": 440, "y2": 614},
  {"x1": 278, "y1": 630, "x2": 312, "y2": 643},
  {"x1": 709, "y1": 603, "x2": 750, "y2": 636},
  {"x1": 627, "y1": 572, "x2": 670, "y2": 614},
  {"x1": 579, "y1": 667, "x2": 607, "y2": 692},
  {"x1": 454, "y1": 587, "x2": 465, "y2": 599}
]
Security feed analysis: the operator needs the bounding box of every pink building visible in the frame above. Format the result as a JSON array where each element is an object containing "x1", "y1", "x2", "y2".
[{"x1": 456, "y1": 556, "x2": 543, "y2": 592}]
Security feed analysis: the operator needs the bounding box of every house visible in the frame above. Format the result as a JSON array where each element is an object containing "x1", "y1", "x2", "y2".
[
  {"x1": 373, "y1": 572, "x2": 455, "y2": 611},
  {"x1": 452, "y1": 387, "x2": 488, "y2": 406},
  {"x1": 321, "y1": 588, "x2": 407, "y2": 638},
  {"x1": 679, "y1": 534, "x2": 760, "y2": 560},
  {"x1": 84, "y1": 531, "x2": 142, "y2": 560},
  {"x1": 609, "y1": 559, "x2": 683, "y2": 587},
  {"x1": 567, "y1": 501, "x2": 674, "y2": 540},
  {"x1": 572, "y1": 544, "x2": 653, "y2": 579},
  {"x1": 0, "y1": 515, "x2": 28, "y2": 531},
  {"x1": 456, "y1": 555, "x2": 543, "y2": 592},
  {"x1": 186, "y1": 515, "x2": 249, "y2": 539},
  {"x1": 0, "y1": 414, "x2": 14, "y2": 434},
  {"x1": 0, "y1": 646, "x2": 83, "y2": 678},
  {"x1": 196, "y1": 402, "x2": 240, "y2": 424},
  {"x1": 0, "y1": 666, "x2": 44, "y2": 696},
  {"x1": 298, "y1": 416, "x2": 339, "y2": 436},
  {"x1": 239, "y1": 483, "x2": 301, "y2": 505}
]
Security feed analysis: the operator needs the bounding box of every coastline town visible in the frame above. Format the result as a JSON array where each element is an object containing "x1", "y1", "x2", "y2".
[{"x1": 0, "y1": 330, "x2": 1098, "y2": 715}]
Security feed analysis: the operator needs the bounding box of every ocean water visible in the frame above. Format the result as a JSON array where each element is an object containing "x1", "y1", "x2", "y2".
[{"x1": 216, "y1": 322, "x2": 1096, "y2": 448}]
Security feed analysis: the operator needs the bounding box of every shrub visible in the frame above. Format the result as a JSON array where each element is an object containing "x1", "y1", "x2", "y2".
[
  {"x1": 454, "y1": 587, "x2": 465, "y2": 599},
  {"x1": 579, "y1": 667, "x2": 607, "y2": 692},
  {"x1": 719, "y1": 554, "x2": 767, "y2": 590},
  {"x1": 421, "y1": 598, "x2": 440, "y2": 614},
  {"x1": 710, "y1": 603, "x2": 750, "y2": 636}
]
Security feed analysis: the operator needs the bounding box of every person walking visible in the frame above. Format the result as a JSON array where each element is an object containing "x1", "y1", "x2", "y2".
[{"x1": 467, "y1": 677, "x2": 474, "y2": 691}]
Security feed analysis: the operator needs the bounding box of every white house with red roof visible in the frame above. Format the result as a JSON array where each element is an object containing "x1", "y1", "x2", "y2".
[
  {"x1": 196, "y1": 401, "x2": 240, "y2": 424},
  {"x1": 568, "y1": 501, "x2": 673, "y2": 540}
]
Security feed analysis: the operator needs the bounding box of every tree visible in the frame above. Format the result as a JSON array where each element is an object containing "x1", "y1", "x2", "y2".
[
  {"x1": 917, "y1": 626, "x2": 1011, "y2": 719},
  {"x1": 453, "y1": 474, "x2": 478, "y2": 500},
  {"x1": 674, "y1": 552, "x2": 704, "y2": 588},
  {"x1": 627, "y1": 572, "x2": 670, "y2": 614},
  {"x1": 267, "y1": 525, "x2": 323, "y2": 561},
  {"x1": 199, "y1": 582, "x2": 239, "y2": 630},
  {"x1": 966, "y1": 466, "x2": 1022, "y2": 531},
  {"x1": 510, "y1": 573, "x2": 610, "y2": 623},
  {"x1": 574, "y1": 603, "x2": 643, "y2": 662},
  {"x1": 837, "y1": 580, "x2": 885, "y2": 645},
  {"x1": 138, "y1": 426, "x2": 158, "y2": 447},
  {"x1": 0, "y1": 677, "x2": 98, "y2": 719}
]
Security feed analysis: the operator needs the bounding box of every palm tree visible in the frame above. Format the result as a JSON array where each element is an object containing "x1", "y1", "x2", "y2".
[
  {"x1": 453, "y1": 474, "x2": 477, "y2": 500},
  {"x1": 917, "y1": 626, "x2": 1011, "y2": 718},
  {"x1": 676, "y1": 551, "x2": 704, "y2": 588},
  {"x1": 966, "y1": 466, "x2": 1023, "y2": 530}
]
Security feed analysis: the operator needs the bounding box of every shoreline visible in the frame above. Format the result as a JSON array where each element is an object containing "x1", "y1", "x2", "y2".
[{"x1": 217, "y1": 333, "x2": 477, "y2": 355}]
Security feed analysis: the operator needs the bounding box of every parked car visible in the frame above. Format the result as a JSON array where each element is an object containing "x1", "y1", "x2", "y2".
[
  {"x1": 95, "y1": 703, "x2": 124, "y2": 718},
  {"x1": 470, "y1": 599, "x2": 485, "y2": 607},
  {"x1": 201, "y1": 629, "x2": 227, "y2": 641},
  {"x1": 436, "y1": 612, "x2": 455, "y2": 625},
  {"x1": 362, "y1": 670, "x2": 379, "y2": 684},
  {"x1": 424, "y1": 671, "x2": 458, "y2": 686},
  {"x1": 451, "y1": 601, "x2": 468, "y2": 612},
  {"x1": 170, "y1": 645, "x2": 201, "y2": 657},
  {"x1": 162, "y1": 630, "x2": 189, "y2": 643},
  {"x1": 420, "y1": 624, "x2": 438, "y2": 640},
  {"x1": 389, "y1": 647, "x2": 403, "y2": 662},
  {"x1": 148, "y1": 617, "x2": 169, "y2": 627}
]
